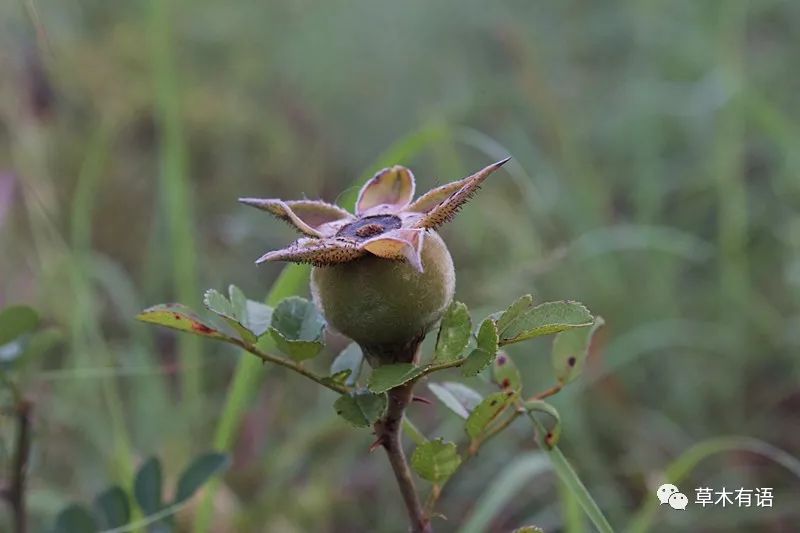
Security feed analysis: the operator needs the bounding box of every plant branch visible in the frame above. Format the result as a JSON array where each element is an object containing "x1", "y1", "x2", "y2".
[
  {"x1": 408, "y1": 358, "x2": 466, "y2": 387},
  {"x1": 374, "y1": 382, "x2": 431, "y2": 533},
  {"x1": 0, "y1": 374, "x2": 22, "y2": 405},
  {"x1": 468, "y1": 408, "x2": 523, "y2": 456},
  {"x1": 528, "y1": 382, "x2": 563, "y2": 401},
  {"x1": 419, "y1": 358, "x2": 464, "y2": 377},
  {"x1": 233, "y1": 340, "x2": 350, "y2": 395},
  {"x1": 426, "y1": 380, "x2": 567, "y2": 515},
  {"x1": 423, "y1": 484, "x2": 442, "y2": 516},
  {"x1": 1, "y1": 399, "x2": 32, "y2": 533}
]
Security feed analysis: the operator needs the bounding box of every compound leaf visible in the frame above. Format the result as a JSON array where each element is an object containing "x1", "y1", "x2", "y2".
[
  {"x1": 368, "y1": 363, "x2": 424, "y2": 393},
  {"x1": 434, "y1": 301, "x2": 471, "y2": 363},
  {"x1": 136, "y1": 304, "x2": 230, "y2": 341},
  {"x1": 552, "y1": 316, "x2": 605, "y2": 384},
  {"x1": 499, "y1": 301, "x2": 592, "y2": 345},
  {"x1": 174, "y1": 452, "x2": 230, "y2": 504},
  {"x1": 411, "y1": 439, "x2": 462, "y2": 484},
  {"x1": 466, "y1": 391, "x2": 516, "y2": 440},
  {"x1": 334, "y1": 391, "x2": 387, "y2": 427}
]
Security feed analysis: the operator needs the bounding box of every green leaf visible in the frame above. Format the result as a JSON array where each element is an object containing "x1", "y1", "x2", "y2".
[
  {"x1": 136, "y1": 304, "x2": 230, "y2": 341},
  {"x1": 552, "y1": 316, "x2": 605, "y2": 384},
  {"x1": 270, "y1": 332, "x2": 323, "y2": 361},
  {"x1": 428, "y1": 382, "x2": 483, "y2": 419},
  {"x1": 524, "y1": 400, "x2": 562, "y2": 448},
  {"x1": 495, "y1": 294, "x2": 533, "y2": 337},
  {"x1": 269, "y1": 297, "x2": 325, "y2": 361},
  {"x1": 174, "y1": 452, "x2": 230, "y2": 504},
  {"x1": 0, "y1": 305, "x2": 39, "y2": 346},
  {"x1": 499, "y1": 301, "x2": 593, "y2": 345},
  {"x1": 466, "y1": 391, "x2": 515, "y2": 440},
  {"x1": 134, "y1": 456, "x2": 163, "y2": 515},
  {"x1": 334, "y1": 391, "x2": 387, "y2": 427},
  {"x1": 476, "y1": 317, "x2": 500, "y2": 352},
  {"x1": 93, "y1": 486, "x2": 130, "y2": 529},
  {"x1": 202, "y1": 286, "x2": 272, "y2": 344},
  {"x1": 244, "y1": 299, "x2": 273, "y2": 338},
  {"x1": 434, "y1": 301, "x2": 471, "y2": 362},
  {"x1": 203, "y1": 288, "x2": 257, "y2": 344},
  {"x1": 513, "y1": 526, "x2": 545, "y2": 533},
  {"x1": 461, "y1": 349, "x2": 492, "y2": 378},
  {"x1": 53, "y1": 504, "x2": 97, "y2": 533},
  {"x1": 411, "y1": 439, "x2": 462, "y2": 484},
  {"x1": 203, "y1": 288, "x2": 236, "y2": 318},
  {"x1": 227, "y1": 285, "x2": 248, "y2": 319},
  {"x1": 368, "y1": 363, "x2": 424, "y2": 393},
  {"x1": 493, "y1": 352, "x2": 522, "y2": 393},
  {"x1": 271, "y1": 296, "x2": 325, "y2": 340},
  {"x1": 330, "y1": 343, "x2": 363, "y2": 387},
  {"x1": 461, "y1": 319, "x2": 498, "y2": 377}
]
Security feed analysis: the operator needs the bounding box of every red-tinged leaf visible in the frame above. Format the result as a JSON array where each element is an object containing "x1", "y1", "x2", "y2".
[{"x1": 136, "y1": 304, "x2": 231, "y2": 341}]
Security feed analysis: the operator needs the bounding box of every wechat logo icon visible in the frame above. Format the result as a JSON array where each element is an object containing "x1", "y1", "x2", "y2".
[{"x1": 657, "y1": 483, "x2": 688, "y2": 510}]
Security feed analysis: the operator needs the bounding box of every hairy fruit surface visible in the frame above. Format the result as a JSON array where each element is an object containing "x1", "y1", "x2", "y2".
[
  {"x1": 240, "y1": 159, "x2": 508, "y2": 364},
  {"x1": 311, "y1": 231, "x2": 454, "y2": 365}
]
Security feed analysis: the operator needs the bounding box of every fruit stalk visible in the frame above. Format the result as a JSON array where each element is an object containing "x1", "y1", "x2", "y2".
[{"x1": 373, "y1": 379, "x2": 431, "y2": 533}]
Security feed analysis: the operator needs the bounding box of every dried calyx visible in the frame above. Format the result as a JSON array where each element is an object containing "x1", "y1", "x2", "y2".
[{"x1": 241, "y1": 158, "x2": 508, "y2": 366}]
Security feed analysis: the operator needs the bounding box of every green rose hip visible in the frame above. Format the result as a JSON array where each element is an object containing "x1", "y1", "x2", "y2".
[
  {"x1": 240, "y1": 158, "x2": 508, "y2": 366},
  {"x1": 311, "y1": 231, "x2": 454, "y2": 365}
]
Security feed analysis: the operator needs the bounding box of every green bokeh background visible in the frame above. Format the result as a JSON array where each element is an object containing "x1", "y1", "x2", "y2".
[{"x1": 1, "y1": 1, "x2": 799, "y2": 531}]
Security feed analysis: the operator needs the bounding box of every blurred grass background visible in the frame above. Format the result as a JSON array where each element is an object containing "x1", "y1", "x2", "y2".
[{"x1": 1, "y1": 0, "x2": 799, "y2": 531}]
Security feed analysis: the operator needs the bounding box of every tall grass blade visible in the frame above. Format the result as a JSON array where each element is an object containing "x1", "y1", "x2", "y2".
[
  {"x1": 193, "y1": 263, "x2": 310, "y2": 532},
  {"x1": 149, "y1": 0, "x2": 202, "y2": 404},
  {"x1": 526, "y1": 412, "x2": 614, "y2": 533},
  {"x1": 459, "y1": 452, "x2": 550, "y2": 533},
  {"x1": 70, "y1": 123, "x2": 136, "y2": 485}
]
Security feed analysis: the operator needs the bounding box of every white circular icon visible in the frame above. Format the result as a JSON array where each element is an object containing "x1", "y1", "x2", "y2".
[
  {"x1": 668, "y1": 492, "x2": 688, "y2": 510},
  {"x1": 656, "y1": 483, "x2": 679, "y2": 505}
]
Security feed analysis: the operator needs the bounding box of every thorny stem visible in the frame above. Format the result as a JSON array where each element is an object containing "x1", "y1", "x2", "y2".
[
  {"x1": 237, "y1": 336, "x2": 433, "y2": 531},
  {"x1": 1, "y1": 399, "x2": 32, "y2": 533},
  {"x1": 234, "y1": 334, "x2": 569, "y2": 530},
  {"x1": 374, "y1": 382, "x2": 431, "y2": 533},
  {"x1": 237, "y1": 336, "x2": 431, "y2": 530}
]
